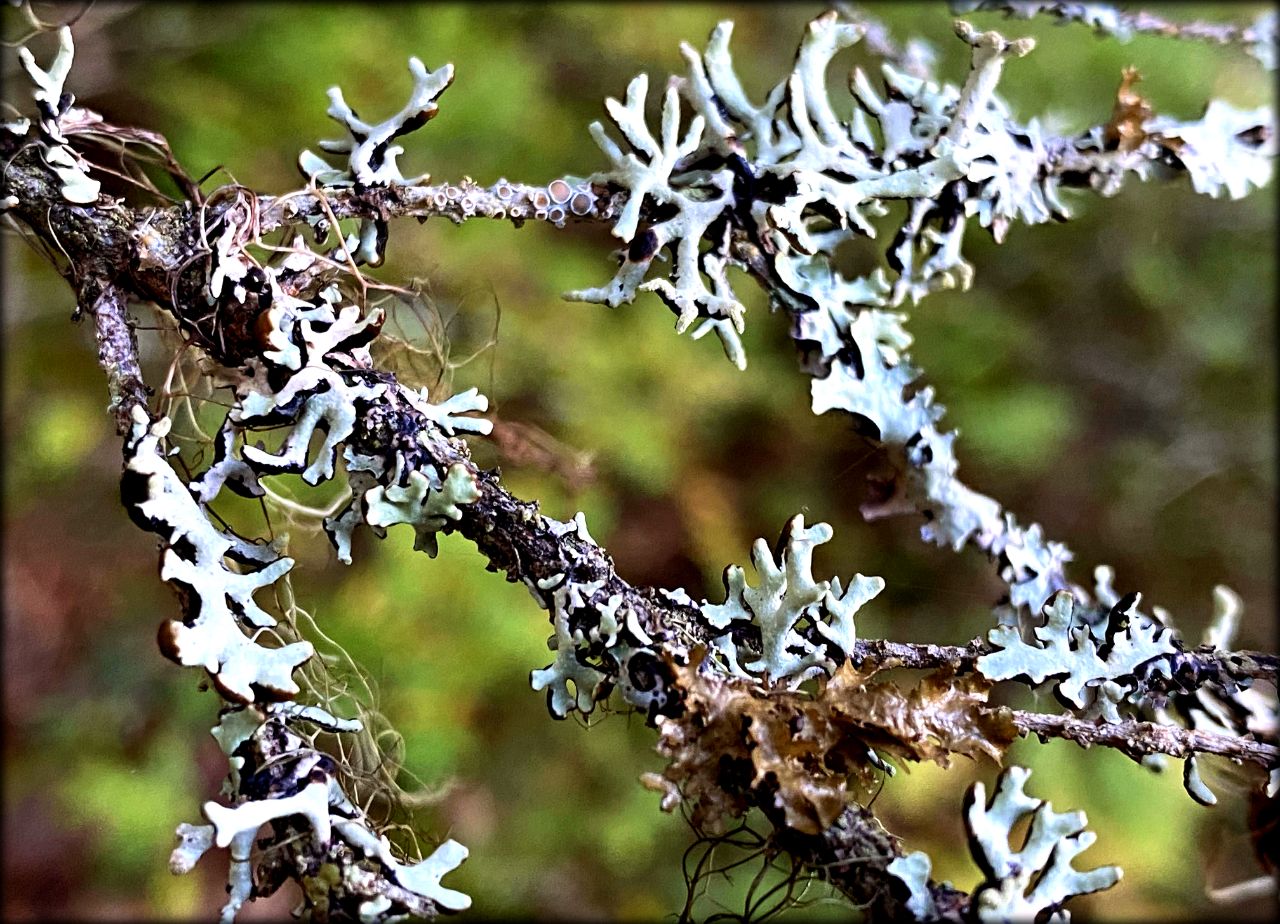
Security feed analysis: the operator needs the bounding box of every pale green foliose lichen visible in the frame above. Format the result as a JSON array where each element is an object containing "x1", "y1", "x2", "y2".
[
  {"x1": 567, "y1": 71, "x2": 746, "y2": 367},
  {"x1": 363, "y1": 461, "x2": 480, "y2": 557},
  {"x1": 124, "y1": 408, "x2": 313, "y2": 703},
  {"x1": 402, "y1": 386, "x2": 494, "y2": 436},
  {"x1": 886, "y1": 851, "x2": 940, "y2": 919},
  {"x1": 967, "y1": 766, "x2": 1121, "y2": 922},
  {"x1": 333, "y1": 821, "x2": 471, "y2": 912},
  {"x1": 300, "y1": 56, "x2": 454, "y2": 188},
  {"x1": 238, "y1": 365, "x2": 387, "y2": 485},
  {"x1": 176, "y1": 712, "x2": 470, "y2": 921},
  {"x1": 530, "y1": 584, "x2": 609, "y2": 717},
  {"x1": 298, "y1": 55, "x2": 455, "y2": 266},
  {"x1": 702, "y1": 515, "x2": 884, "y2": 685},
  {"x1": 977, "y1": 591, "x2": 1177, "y2": 714}
]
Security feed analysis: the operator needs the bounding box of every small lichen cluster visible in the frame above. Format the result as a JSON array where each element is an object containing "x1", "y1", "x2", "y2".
[
  {"x1": 172, "y1": 709, "x2": 470, "y2": 922},
  {"x1": 123, "y1": 408, "x2": 311, "y2": 703},
  {"x1": 293, "y1": 60, "x2": 620, "y2": 259},
  {"x1": 889, "y1": 766, "x2": 1121, "y2": 923},
  {"x1": 524, "y1": 514, "x2": 884, "y2": 718},
  {"x1": 966, "y1": 766, "x2": 1122, "y2": 922},
  {"x1": 199, "y1": 232, "x2": 492, "y2": 565},
  {"x1": 567, "y1": 71, "x2": 747, "y2": 366},
  {"x1": 978, "y1": 591, "x2": 1178, "y2": 720},
  {"x1": 700, "y1": 515, "x2": 884, "y2": 685},
  {"x1": 298, "y1": 55, "x2": 453, "y2": 264},
  {"x1": 523, "y1": 512, "x2": 679, "y2": 720},
  {"x1": 324, "y1": 384, "x2": 490, "y2": 563},
  {"x1": 299, "y1": 56, "x2": 454, "y2": 189},
  {"x1": 979, "y1": 568, "x2": 1274, "y2": 804},
  {"x1": 9, "y1": 27, "x2": 100, "y2": 203}
]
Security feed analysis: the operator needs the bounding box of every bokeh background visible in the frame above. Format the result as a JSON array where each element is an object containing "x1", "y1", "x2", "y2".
[{"x1": 2, "y1": 2, "x2": 1275, "y2": 920}]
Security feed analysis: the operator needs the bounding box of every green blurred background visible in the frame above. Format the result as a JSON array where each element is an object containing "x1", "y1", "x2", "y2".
[{"x1": 2, "y1": 2, "x2": 1274, "y2": 920}]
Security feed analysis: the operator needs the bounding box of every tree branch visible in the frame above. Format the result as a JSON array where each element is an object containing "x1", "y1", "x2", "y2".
[
  {"x1": 952, "y1": 0, "x2": 1276, "y2": 53},
  {"x1": 82, "y1": 276, "x2": 150, "y2": 433},
  {"x1": 5, "y1": 31, "x2": 1273, "y2": 909},
  {"x1": 247, "y1": 116, "x2": 1194, "y2": 236},
  {"x1": 257, "y1": 179, "x2": 624, "y2": 235},
  {"x1": 7, "y1": 125, "x2": 1271, "y2": 711},
  {"x1": 773, "y1": 805, "x2": 971, "y2": 922},
  {"x1": 848, "y1": 638, "x2": 1278, "y2": 684},
  {"x1": 1013, "y1": 710, "x2": 1280, "y2": 768}
]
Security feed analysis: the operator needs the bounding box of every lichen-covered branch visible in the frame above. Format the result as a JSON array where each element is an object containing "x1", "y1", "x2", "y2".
[
  {"x1": 218, "y1": 11, "x2": 1277, "y2": 681},
  {"x1": 951, "y1": 0, "x2": 1278, "y2": 70},
  {"x1": 558, "y1": 9, "x2": 1275, "y2": 799},
  {"x1": 258, "y1": 177, "x2": 625, "y2": 236},
  {"x1": 847, "y1": 636, "x2": 1278, "y2": 684},
  {"x1": 1012, "y1": 710, "x2": 1279, "y2": 769},
  {"x1": 5, "y1": 6, "x2": 1276, "y2": 921}
]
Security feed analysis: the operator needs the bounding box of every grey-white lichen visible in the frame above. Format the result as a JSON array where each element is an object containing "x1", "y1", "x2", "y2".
[
  {"x1": 566, "y1": 9, "x2": 1275, "y2": 665},
  {"x1": 887, "y1": 765, "x2": 1123, "y2": 921},
  {"x1": 205, "y1": 244, "x2": 493, "y2": 565},
  {"x1": 702, "y1": 515, "x2": 884, "y2": 685},
  {"x1": 518, "y1": 510, "x2": 682, "y2": 721},
  {"x1": 123, "y1": 395, "x2": 471, "y2": 917},
  {"x1": 300, "y1": 56, "x2": 454, "y2": 189},
  {"x1": 530, "y1": 584, "x2": 611, "y2": 718},
  {"x1": 124, "y1": 408, "x2": 313, "y2": 703},
  {"x1": 568, "y1": 12, "x2": 1080, "y2": 362},
  {"x1": 173, "y1": 708, "x2": 470, "y2": 923},
  {"x1": 886, "y1": 850, "x2": 940, "y2": 919},
  {"x1": 402, "y1": 385, "x2": 494, "y2": 437},
  {"x1": 363, "y1": 461, "x2": 481, "y2": 556},
  {"x1": 966, "y1": 766, "x2": 1121, "y2": 922},
  {"x1": 1146, "y1": 101, "x2": 1275, "y2": 200},
  {"x1": 298, "y1": 54, "x2": 455, "y2": 266},
  {"x1": 568, "y1": 72, "x2": 746, "y2": 367},
  {"x1": 978, "y1": 591, "x2": 1178, "y2": 717},
  {"x1": 113, "y1": 199, "x2": 494, "y2": 918},
  {"x1": 10, "y1": 8, "x2": 1273, "y2": 922},
  {"x1": 15, "y1": 26, "x2": 100, "y2": 203}
]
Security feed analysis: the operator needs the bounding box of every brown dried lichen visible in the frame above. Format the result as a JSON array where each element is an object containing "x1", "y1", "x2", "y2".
[
  {"x1": 643, "y1": 653, "x2": 1018, "y2": 836},
  {"x1": 1104, "y1": 67, "x2": 1154, "y2": 153},
  {"x1": 826, "y1": 662, "x2": 1018, "y2": 767}
]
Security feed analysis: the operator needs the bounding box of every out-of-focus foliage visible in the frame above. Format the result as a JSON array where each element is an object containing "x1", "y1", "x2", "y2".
[{"x1": 1, "y1": 2, "x2": 1273, "y2": 920}]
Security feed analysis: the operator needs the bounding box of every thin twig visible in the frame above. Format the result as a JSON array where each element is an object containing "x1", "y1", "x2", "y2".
[
  {"x1": 953, "y1": 1, "x2": 1274, "y2": 52},
  {"x1": 83, "y1": 276, "x2": 150, "y2": 432},
  {"x1": 1012, "y1": 710, "x2": 1280, "y2": 768}
]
